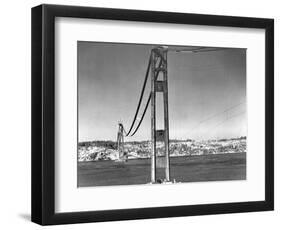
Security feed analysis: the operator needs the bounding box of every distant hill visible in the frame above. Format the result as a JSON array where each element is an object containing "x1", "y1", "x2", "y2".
[{"x1": 78, "y1": 137, "x2": 247, "y2": 162}]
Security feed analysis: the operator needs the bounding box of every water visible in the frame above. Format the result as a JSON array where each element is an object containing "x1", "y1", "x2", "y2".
[{"x1": 78, "y1": 152, "x2": 246, "y2": 187}]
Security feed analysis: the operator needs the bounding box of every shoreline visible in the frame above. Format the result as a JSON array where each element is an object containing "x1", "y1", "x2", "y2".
[{"x1": 78, "y1": 151, "x2": 246, "y2": 163}]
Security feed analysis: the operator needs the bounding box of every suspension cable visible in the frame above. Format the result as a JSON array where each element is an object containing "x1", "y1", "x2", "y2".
[
  {"x1": 125, "y1": 52, "x2": 152, "y2": 136},
  {"x1": 129, "y1": 58, "x2": 163, "y2": 136},
  {"x1": 130, "y1": 93, "x2": 151, "y2": 136},
  {"x1": 186, "y1": 101, "x2": 246, "y2": 137}
]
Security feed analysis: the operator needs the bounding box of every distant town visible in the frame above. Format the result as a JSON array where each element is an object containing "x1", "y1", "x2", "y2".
[{"x1": 78, "y1": 137, "x2": 246, "y2": 162}]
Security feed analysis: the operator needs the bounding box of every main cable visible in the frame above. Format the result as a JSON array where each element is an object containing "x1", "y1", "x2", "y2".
[
  {"x1": 129, "y1": 58, "x2": 163, "y2": 136},
  {"x1": 125, "y1": 52, "x2": 152, "y2": 136},
  {"x1": 130, "y1": 93, "x2": 151, "y2": 136}
]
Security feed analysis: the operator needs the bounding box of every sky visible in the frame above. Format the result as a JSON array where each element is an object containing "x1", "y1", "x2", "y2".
[{"x1": 78, "y1": 42, "x2": 246, "y2": 142}]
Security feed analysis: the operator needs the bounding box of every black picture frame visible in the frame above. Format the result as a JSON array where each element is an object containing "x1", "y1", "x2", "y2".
[{"x1": 31, "y1": 4, "x2": 274, "y2": 225}]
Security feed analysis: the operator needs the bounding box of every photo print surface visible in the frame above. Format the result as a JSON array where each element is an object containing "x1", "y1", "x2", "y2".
[{"x1": 77, "y1": 42, "x2": 247, "y2": 187}]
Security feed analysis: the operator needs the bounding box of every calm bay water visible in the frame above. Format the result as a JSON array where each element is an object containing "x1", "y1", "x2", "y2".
[{"x1": 78, "y1": 152, "x2": 246, "y2": 187}]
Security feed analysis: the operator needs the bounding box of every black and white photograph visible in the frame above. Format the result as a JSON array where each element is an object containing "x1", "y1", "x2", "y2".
[
  {"x1": 30, "y1": 3, "x2": 274, "y2": 226},
  {"x1": 77, "y1": 42, "x2": 247, "y2": 187}
]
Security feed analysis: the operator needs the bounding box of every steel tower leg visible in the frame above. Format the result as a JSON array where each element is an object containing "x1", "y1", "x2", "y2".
[
  {"x1": 151, "y1": 52, "x2": 156, "y2": 183},
  {"x1": 163, "y1": 50, "x2": 170, "y2": 181}
]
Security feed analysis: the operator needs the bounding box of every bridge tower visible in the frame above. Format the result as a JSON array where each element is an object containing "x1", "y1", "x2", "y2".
[
  {"x1": 117, "y1": 122, "x2": 125, "y2": 161},
  {"x1": 151, "y1": 46, "x2": 170, "y2": 183}
]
